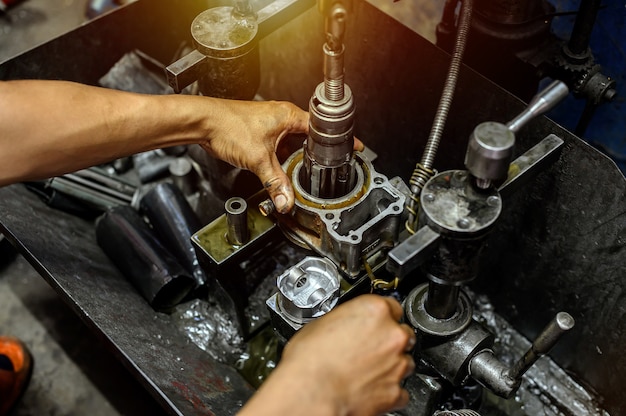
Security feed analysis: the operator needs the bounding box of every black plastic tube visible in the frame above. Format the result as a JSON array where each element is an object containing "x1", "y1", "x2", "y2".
[
  {"x1": 96, "y1": 205, "x2": 196, "y2": 311},
  {"x1": 139, "y1": 182, "x2": 207, "y2": 288}
]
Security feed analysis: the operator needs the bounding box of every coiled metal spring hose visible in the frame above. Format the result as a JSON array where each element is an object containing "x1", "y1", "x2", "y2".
[
  {"x1": 406, "y1": 0, "x2": 474, "y2": 234},
  {"x1": 433, "y1": 410, "x2": 482, "y2": 416}
]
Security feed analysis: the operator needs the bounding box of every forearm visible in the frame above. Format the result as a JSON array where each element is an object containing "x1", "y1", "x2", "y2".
[{"x1": 0, "y1": 80, "x2": 214, "y2": 185}]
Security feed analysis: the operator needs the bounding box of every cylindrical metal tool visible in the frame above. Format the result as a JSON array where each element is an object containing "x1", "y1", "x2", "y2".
[
  {"x1": 139, "y1": 182, "x2": 207, "y2": 288},
  {"x1": 165, "y1": 6, "x2": 260, "y2": 99},
  {"x1": 508, "y1": 311, "x2": 575, "y2": 379},
  {"x1": 300, "y1": 0, "x2": 356, "y2": 200},
  {"x1": 225, "y1": 197, "x2": 249, "y2": 246},
  {"x1": 168, "y1": 157, "x2": 197, "y2": 196},
  {"x1": 96, "y1": 205, "x2": 196, "y2": 311},
  {"x1": 464, "y1": 121, "x2": 516, "y2": 187}
]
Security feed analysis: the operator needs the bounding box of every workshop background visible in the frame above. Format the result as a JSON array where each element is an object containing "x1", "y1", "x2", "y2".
[{"x1": 0, "y1": 0, "x2": 624, "y2": 415}]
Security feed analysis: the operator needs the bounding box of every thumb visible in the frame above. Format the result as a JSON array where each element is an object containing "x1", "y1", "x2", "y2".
[{"x1": 256, "y1": 155, "x2": 294, "y2": 214}]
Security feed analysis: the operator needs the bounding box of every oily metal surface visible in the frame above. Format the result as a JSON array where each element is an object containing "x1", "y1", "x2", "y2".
[{"x1": 257, "y1": 2, "x2": 625, "y2": 413}]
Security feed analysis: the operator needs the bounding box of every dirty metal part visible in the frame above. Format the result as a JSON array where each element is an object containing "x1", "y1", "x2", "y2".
[
  {"x1": 466, "y1": 80, "x2": 568, "y2": 189},
  {"x1": 276, "y1": 256, "x2": 340, "y2": 324},
  {"x1": 464, "y1": 122, "x2": 515, "y2": 186},
  {"x1": 405, "y1": 283, "x2": 473, "y2": 337},
  {"x1": 191, "y1": 191, "x2": 277, "y2": 274},
  {"x1": 166, "y1": 6, "x2": 260, "y2": 98},
  {"x1": 416, "y1": 319, "x2": 495, "y2": 386},
  {"x1": 225, "y1": 197, "x2": 250, "y2": 246},
  {"x1": 389, "y1": 132, "x2": 565, "y2": 282},
  {"x1": 47, "y1": 166, "x2": 139, "y2": 212},
  {"x1": 468, "y1": 350, "x2": 520, "y2": 398},
  {"x1": 506, "y1": 80, "x2": 569, "y2": 134},
  {"x1": 498, "y1": 134, "x2": 564, "y2": 198},
  {"x1": 301, "y1": 0, "x2": 356, "y2": 200},
  {"x1": 258, "y1": 198, "x2": 275, "y2": 217},
  {"x1": 421, "y1": 170, "x2": 502, "y2": 239},
  {"x1": 388, "y1": 169, "x2": 502, "y2": 295},
  {"x1": 468, "y1": 310, "x2": 575, "y2": 399},
  {"x1": 280, "y1": 149, "x2": 406, "y2": 277},
  {"x1": 507, "y1": 311, "x2": 575, "y2": 380},
  {"x1": 386, "y1": 224, "x2": 440, "y2": 279},
  {"x1": 133, "y1": 151, "x2": 175, "y2": 184}
]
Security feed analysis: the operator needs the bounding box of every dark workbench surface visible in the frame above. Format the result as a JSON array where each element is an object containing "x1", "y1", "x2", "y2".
[{"x1": 0, "y1": 184, "x2": 254, "y2": 415}]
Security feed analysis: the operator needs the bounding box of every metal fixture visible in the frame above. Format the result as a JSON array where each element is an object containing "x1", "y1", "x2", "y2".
[
  {"x1": 279, "y1": 150, "x2": 406, "y2": 277},
  {"x1": 225, "y1": 197, "x2": 250, "y2": 246},
  {"x1": 301, "y1": 0, "x2": 356, "y2": 199},
  {"x1": 437, "y1": 0, "x2": 617, "y2": 136},
  {"x1": 387, "y1": 81, "x2": 572, "y2": 404},
  {"x1": 47, "y1": 166, "x2": 139, "y2": 212},
  {"x1": 165, "y1": 5, "x2": 260, "y2": 99},
  {"x1": 257, "y1": 0, "x2": 407, "y2": 278}
]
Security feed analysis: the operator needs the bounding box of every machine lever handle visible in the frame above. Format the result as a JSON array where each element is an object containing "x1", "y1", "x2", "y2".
[
  {"x1": 508, "y1": 311, "x2": 575, "y2": 380},
  {"x1": 506, "y1": 80, "x2": 569, "y2": 134}
]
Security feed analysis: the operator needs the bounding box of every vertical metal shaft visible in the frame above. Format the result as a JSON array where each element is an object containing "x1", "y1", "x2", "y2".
[
  {"x1": 568, "y1": 0, "x2": 601, "y2": 56},
  {"x1": 225, "y1": 197, "x2": 250, "y2": 245}
]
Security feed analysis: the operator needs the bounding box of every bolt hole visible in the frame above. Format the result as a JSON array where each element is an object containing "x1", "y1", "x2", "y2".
[
  {"x1": 374, "y1": 177, "x2": 384, "y2": 185},
  {"x1": 325, "y1": 213, "x2": 334, "y2": 220}
]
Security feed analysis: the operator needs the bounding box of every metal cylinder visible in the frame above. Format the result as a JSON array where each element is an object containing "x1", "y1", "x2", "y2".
[
  {"x1": 191, "y1": 7, "x2": 259, "y2": 99},
  {"x1": 139, "y1": 182, "x2": 207, "y2": 288},
  {"x1": 225, "y1": 197, "x2": 249, "y2": 246},
  {"x1": 567, "y1": 0, "x2": 601, "y2": 57},
  {"x1": 464, "y1": 122, "x2": 515, "y2": 185},
  {"x1": 426, "y1": 282, "x2": 460, "y2": 319},
  {"x1": 302, "y1": 83, "x2": 356, "y2": 199},
  {"x1": 508, "y1": 311, "x2": 575, "y2": 379},
  {"x1": 95, "y1": 206, "x2": 196, "y2": 311},
  {"x1": 168, "y1": 157, "x2": 196, "y2": 196}
]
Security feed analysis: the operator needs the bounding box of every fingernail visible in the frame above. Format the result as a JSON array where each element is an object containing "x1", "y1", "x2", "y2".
[
  {"x1": 275, "y1": 194, "x2": 287, "y2": 213},
  {"x1": 407, "y1": 335, "x2": 416, "y2": 351}
]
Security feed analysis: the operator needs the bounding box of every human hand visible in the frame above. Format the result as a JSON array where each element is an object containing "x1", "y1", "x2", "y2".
[
  {"x1": 239, "y1": 294, "x2": 416, "y2": 416},
  {"x1": 199, "y1": 99, "x2": 363, "y2": 214},
  {"x1": 198, "y1": 99, "x2": 306, "y2": 214}
]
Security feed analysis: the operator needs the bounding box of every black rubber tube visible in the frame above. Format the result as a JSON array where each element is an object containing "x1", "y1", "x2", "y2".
[{"x1": 96, "y1": 205, "x2": 195, "y2": 311}]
